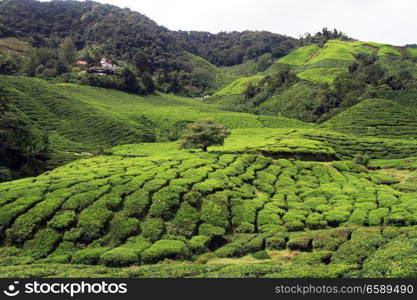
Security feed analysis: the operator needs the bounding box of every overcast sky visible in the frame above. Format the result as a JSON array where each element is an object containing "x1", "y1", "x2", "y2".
[{"x1": 43, "y1": 0, "x2": 416, "y2": 45}]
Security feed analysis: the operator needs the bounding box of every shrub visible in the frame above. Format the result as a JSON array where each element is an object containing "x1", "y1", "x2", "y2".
[
  {"x1": 332, "y1": 229, "x2": 384, "y2": 265},
  {"x1": 353, "y1": 154, "x2": 370, "y2": 166},
  {"x1": 287, "y1": 235, "x2": 312, "y2": 251},
  {"x1": 62, "y1": 185, "x2": 110, "y2": 212},
  {"x1": 306, "y1": 213, "x2": 327, "y2": 229},
  {"x1": 188, "y1": 235, "x2": 211, "y2": 254},
  {"x1": 236, "y1": 222, "x2": 255, "y2": 233},
  {"x1": 252, "y1": 250, "x2": 271, "y2": 260},
  {"x1": 284, "y1": 221, "x2": 305, "y2": 231},
  {"x1": 63, "y1": 228, "x2": 82, "y2": 242},
  {"x1": 245, "y1": 234, "x2": 267, "y2": 253},
  {"x1": 48, "y1": 210, "x2": 76, "y2": 230},
  {"x1": 368, "y1": 208, "x2": 389, "y2": 226},
  {"x1": 141, "y1": 240, "x2": 190, "y2": 264},
  {"x1": 348, "y1": 209, "x2": 368, "y2": 225},
  {"x1": 71, "y1": 247, "x2": 110, "y2": 265},
  {"x1": 232, "y1": 196, "x2": 265, "y2": 228},
  {"x1": 193, "y1": 179, "x2": 226, "y2": 194},
  {"x1": 183, "y1": 191, "x2": 202, "y2": 205},
  {"x1": 169, "y1": 202, "x2": 199, "y2": 237},
  {"x1": 6, "y1": 189, "x2": 71, "y2": 243},
  {"x1": 142, "y1": 179, "x2": 167, "y2": 193},
  {"x1": 382, "y1": 227, "x2": 400, "y2": 239},
  {"x1": 257, "y1": 210, "x2": 282, "y2": 232},
  {"x1": 141, "y1": 218, "x2": 164, "y2": 242},
  {"x1": 77, "y1": 204, "x2": 112, "y2": 242},
  {"x1": 324, "y1": 209, "x2": 351, "y2": 226},
  {"x1": 265, "y1": 234, "x2": 287, "y2": 250},
  {"x1": 23, "y1": 228, "x2": 61, "y2": 259},
  {"x1": 124, "y1": 190, "x2": 149, "y2": 217},
  {"x1": 148, "y1": 185, "x2": 186, "y2": 219},
  {"x1": 312, "y1": 235, "x2": 344, "y2": 251},
  {"x1": 100, "y1": 248, "x2": 139, "y2": 267},
  {"x1": 105, "y1": 213, "x2": 140, "y2": 246},
  {"x1": 198, "y1": 223, "x2": 226, "y2": 237},
  {"x1": 200, "y1": 200, "x2": 229, "y2": 228}
]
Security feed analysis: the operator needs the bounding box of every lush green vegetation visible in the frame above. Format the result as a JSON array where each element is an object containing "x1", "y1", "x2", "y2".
[
  {"x1": 1, "y1": 146, "x2": 417, "y2": 277},
  {"x1": 1, "y1": 0, "x2": 417, "y2": 280}
]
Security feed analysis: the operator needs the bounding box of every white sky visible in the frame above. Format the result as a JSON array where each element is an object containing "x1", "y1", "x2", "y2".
[{"x1": 40, "y1": 0, "x2": 417, "y2": 46}]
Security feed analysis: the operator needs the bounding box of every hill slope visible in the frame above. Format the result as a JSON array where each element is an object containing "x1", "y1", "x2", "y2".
[
  {"x1": 1, "y1": 149, "x2": 417, "y2": 277},
  {"x1": 321, "y1": 99, "x2": 417, "y2": 138},
  {"x1": 0, "y1": 75, "x2": 311, "y2": 179}
]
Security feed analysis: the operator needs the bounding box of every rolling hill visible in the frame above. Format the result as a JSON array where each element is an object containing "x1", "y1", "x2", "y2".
[
  {"x1": 1, "y1": 0, "x2": 417, "y2": 280},
  {"x1": 321, "y1": 99, "x2": 417, "y2": 138}
]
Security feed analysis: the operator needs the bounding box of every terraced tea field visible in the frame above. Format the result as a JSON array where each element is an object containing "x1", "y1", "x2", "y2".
[
  {"x1": 1, "y1": 144, "x2": 417, "y2": 277},
  {"x1": 2, "y1": 72, "x2": 417, "y2": 278}
]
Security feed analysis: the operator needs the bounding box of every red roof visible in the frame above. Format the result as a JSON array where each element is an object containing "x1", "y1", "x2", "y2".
[{"x1": 76, "y1": 61, "x2": 88, "y2": 65}]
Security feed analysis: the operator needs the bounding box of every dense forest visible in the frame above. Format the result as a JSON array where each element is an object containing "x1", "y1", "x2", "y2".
[{"x1": 0, "y1": 0, "x2": 298, "y2": 96}]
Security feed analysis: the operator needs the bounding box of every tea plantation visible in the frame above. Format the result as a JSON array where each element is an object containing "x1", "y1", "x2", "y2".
[
  {"x1": 1, "y1": 144, "x2": 417, "y2": 277},
  {"x1": 2, "y1": 72, "x2": 417, "y2": 277}
]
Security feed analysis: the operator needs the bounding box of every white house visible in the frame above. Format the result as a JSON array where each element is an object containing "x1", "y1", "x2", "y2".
[{"x1": 100, "y1": 57, "x2": 117, "y2": 70}]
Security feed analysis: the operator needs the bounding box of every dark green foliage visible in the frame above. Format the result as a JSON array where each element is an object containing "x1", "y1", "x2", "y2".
[
  {"x1": 198, "y1": 223, "x2": 226, "y2": 237},
  {"x1": 141, "y1": 218, "x2": 165, "y2": 243},
  {"x1": 200, "y1": 200, "x2": 229, "y2": 228},
  {"x1": 149, "y1": 185, "x2": 186, "y2": 220},
  {"x1": 287, "y1": 235, "x2": 312, "y2": 251},
  {"x1": 76, "y1": 203, "x2": 113, "y2": 243},
  {"x1": 141, "y1": 240, "x2": 190, "y2": 264},
  {"x1": 71, "y1": 248, "x2": 110, "y2": 265},
  {"x1": 265, "y1": 234, "x2": 287, "y2": 250},
  {"x1": 23, "y1": 228, "x2": 61, "y2": 259},
  {"x1": 104, "y1": 213, "x2": 140, "y2": 247},
  {"x1": 180, "y1": 119, "x2": 230, "y2": 152},
  {"x1": 124, "y1": 190, "x2": 149, "y2": 218},
  {"x1": 331, "y1": 228, "x2": 385, "y2": 265},
  {"x1": 168, "y1": 202, "x2": 199, "y2": 237},
  {"x1": 100, "y1": 237, "x2": 151, "y2": 267},
  {"x1": 188, "y1": 235, "x2": 211, "y2": 254},
  {"x1": 48, "y1": 210, "x2": 76, "y2": 230},
  {"x1": 252, "y1": 250, "x2": 271, "y2": 260},
  {"x1": 100, "y1": 248, "x2": 139, "y2": 267}
]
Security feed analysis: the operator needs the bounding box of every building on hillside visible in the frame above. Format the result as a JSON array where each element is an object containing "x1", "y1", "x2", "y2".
[
  {"x1": 88, "y1": 57, "x2": 118, "y2": 75},
  {"x1": 76, "y1": 60, "x2": 88, "y2": 66},
  {"x1": 100, "y1": 57, "x2": 118, "y2": 70}
]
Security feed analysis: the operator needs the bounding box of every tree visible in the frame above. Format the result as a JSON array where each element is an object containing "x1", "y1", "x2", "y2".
[
  {"x1": 180, "y1": 120, "x2": 230, "y2": 152},
  {"x1": 142, "y1": 72, "x2": 156, "y2": 93},
  {"x1": 59, "y1": 38, "x2": 76, "y2": 65},
  {"x1": 121, "y1": 67, "x2": 138, "y2": 92},
  {"x1": 133, "y1": 51, "x2": 150, "y2": 74}
]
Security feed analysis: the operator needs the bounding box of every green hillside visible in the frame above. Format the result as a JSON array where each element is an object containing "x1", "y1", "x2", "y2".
[
  {"x1": 267, "y1": 40, "x2": 406, "y2": 84},
  {"x1": 321, "y1": 99, "x2": 417, "y2": 138},
  {"x1": 0, "y1": 75, "x2": 312, "y2": 178},
  {"x1": 1, "y1": 145, "x2": 417, "y2": 277},
  {"x1": 1, "y1": 0, "x2": 417, "y2": 280},
  {"x1": 214, "y1": 76, "x2": 264, "y2": 97}
]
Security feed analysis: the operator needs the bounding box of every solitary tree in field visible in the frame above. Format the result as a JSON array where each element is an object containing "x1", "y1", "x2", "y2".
[{"x1": 180, "y1": 120, "x2": 230, "y2": 152}]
